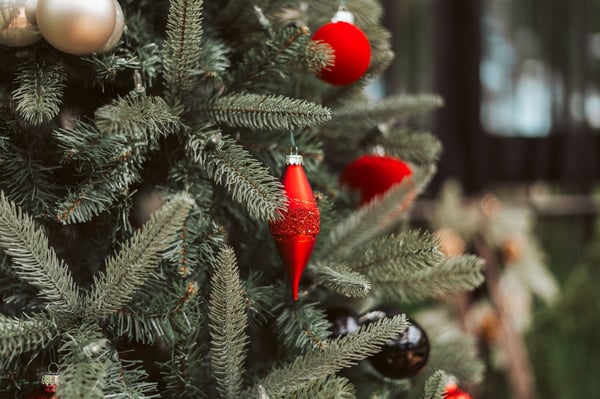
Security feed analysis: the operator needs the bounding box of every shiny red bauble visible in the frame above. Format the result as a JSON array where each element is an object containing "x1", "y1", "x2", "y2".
[
  {"x1": 311, "y1": 21, "x2": 371, "y2": 85},
  {"x1": 340, "y1": 155, "x2": 412, "y2": 205},
  {"x1": 445, "y1": 383, "x2": 473, "y2": 399}
]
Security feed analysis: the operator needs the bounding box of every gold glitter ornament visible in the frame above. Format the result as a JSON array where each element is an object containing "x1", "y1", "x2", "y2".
[
  {"x1": 0, "y1": 0, "x2": 41, "y2": 47},
  {"x1": 36, "y1": 0, "x2": 116, "y2": 55},
  {"x1": 97, "y1": 0, "x2": 123, "y2": 53}
]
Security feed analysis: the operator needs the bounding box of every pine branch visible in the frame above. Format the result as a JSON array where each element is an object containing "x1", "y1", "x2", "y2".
[
  {"x1": 108, "y1": 310, "x2": 176, "y2": 345},
  {"x1": 231, "y1": 24, "x2": 328, "y2": 89},
  {"x1": 328, "y1": 179, "x2": 417, "y2": 257},
  {"x1": 208, "y1": 246, "x2": 249, "y2": 399},
  {"x1": 54, "y1": 120, "x2": 128, "y2": 167},
  {"x1": 253, "y1": 314, "x2": 409, "y2": 398},
  {"x1": 0, "y1": 313, "x2": 57, "y2": 360},
  {"x1": 0, "y1": 192, "x2": 80, "y2": 311},
  {"x1": 285, "y1": 375, "x2": 356, "y2": 399},
  {"x1": 54, "y1": 161, "x2": 141, "y2": 224},
  {"x1": 198, "y1": 93, "x2": 331, "y2": 131},
  {"x1": 372, "y1": 255, "x2": 485, "y2": 302},
  {"x1": 0, "y1": 144, "x2": 60, "y2": 216},
  {"x1": 158, "y1": 309, "x2": 205, "y2": 398},
  {"x1": 310, "y1": 262, "x2": 371, "y2": 298},
  {"x1": 332, "y1": 94, "x2": 444, "y2": 126},
  {"x1": 12, "y1": 57, "x2": 66, "y2": 126},
  {"x1": 103, "y1": 357, "x2": 159, "y2": 398},
  {"x1": 347, "y1": 230, "x2": 444, "y2": 275},
  {"x1": 95, "y1": 91, "x2": 183, "y2": 139},
  {"x1": 163, "y1": 0, "x2": 204, "y2": 103},
  {"x1": 86, "y1": 194, "x2": 194, "y2": 318},
  {"x1": 58, "y1": 324, "x2": 108, "y2": 399},
  {"x1": 187, "y1": 132, "x2": 287, "y2": 221},
  {"x1": 54, "y1": 121, "x2": 150, "y2": 224},
  {"x1": 421, "y1": 370, "x2": 449, "y2": 399},
  {"x1": 377, "y1": 130, "x2": 443, "y2": 166},
  {"x1": 194, "y1": 36, "x2": 231, "y2": 84},
  {"x1": 425, "y1": 332, "x2": 485, "y2": 384},
  {"x1": 275, "y1": 302, "x2": 330, "y2": 352}
]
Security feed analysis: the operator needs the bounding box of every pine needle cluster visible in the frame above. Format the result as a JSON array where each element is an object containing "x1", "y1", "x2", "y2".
[{"x1": 0, "y1": 0, "x2": 485, "y2": 397}]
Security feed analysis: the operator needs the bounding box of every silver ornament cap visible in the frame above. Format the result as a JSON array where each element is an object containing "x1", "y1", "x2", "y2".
[{"x1": 285, "y1": 154, "x2": 303, "y2": 165}]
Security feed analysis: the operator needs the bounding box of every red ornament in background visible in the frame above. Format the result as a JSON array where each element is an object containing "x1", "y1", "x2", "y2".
[
  {"x1": 444, "y1": 383, "x2": 472, "y2": 399},
  {"x1": 27, "y1": 363, "x2": 60, "y2": 398},
  {"x1": 311, "y1": 10, "x2": 371, "y2": 85},
  {"x1": 270, "y1": 153, "x2": 320, "y2": 300},
  {"x1": 340, "y1": 155, "x2": 412, "y2": 205}
]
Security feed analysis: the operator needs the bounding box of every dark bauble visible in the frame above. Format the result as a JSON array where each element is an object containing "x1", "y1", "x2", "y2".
[
  {"x1": 360, "y1": 306, "x2": 430, "y2": 379},
  {"x1": 326, "y1": 307, "x2": 359, "y2": 338}
]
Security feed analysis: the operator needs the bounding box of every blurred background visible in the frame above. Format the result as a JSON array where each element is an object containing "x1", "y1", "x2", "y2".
[{"x1": 377, "y1": 1, "x2": 600, "y2": 398}]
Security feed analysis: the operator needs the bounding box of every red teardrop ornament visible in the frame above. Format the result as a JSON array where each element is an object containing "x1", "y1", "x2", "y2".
[{"x1": 270, "y1": 155, "x2": 320, "y2": 300}]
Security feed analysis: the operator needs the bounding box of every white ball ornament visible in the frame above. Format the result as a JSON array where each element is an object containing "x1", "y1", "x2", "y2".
[
  {"x1": 0, "y1": 0, "x2": 41, "y2": 47},
  {"x1": 36, "y1": 0, "x2": 116, "y2": 55},
  {"x1": 97, "y1": 0, "x2": 124, "y2": 53}
]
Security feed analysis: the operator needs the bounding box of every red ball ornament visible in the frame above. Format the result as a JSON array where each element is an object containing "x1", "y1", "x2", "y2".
[
  {"x1": 340, "y1": 155, "x2": 412, "y2": 205},
  {"x1": 445, "y1": 383, "x2": 472, "y2": 399},
  {"x1": 270, "y1": 154, "x2": 320, "y2": 300},
  {"x1": 311, "y1": 11, "x2": 371, "y2": 85}
]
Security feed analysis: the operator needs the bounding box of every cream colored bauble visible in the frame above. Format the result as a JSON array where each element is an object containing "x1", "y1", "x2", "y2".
[
  {"x1": 97, "y1": 0, "x2": 123, "y2": 53},
  {"x1": 36, "y1": 0, "x2": 116, "y2": 55},
  {"x1": 0, "y1": 0, "x2": 41, "y2": 47}
]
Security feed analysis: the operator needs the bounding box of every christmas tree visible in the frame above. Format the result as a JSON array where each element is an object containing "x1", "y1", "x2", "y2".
[{"x1": 0, "y1": 0, "x2": 485, "y2": 398}]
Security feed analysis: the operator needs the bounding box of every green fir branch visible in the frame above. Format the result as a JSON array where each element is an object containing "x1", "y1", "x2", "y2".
[
  {"x1": 108, "y1": 310, "x2": 176, "y2": 345},
  {"x1": 232, "y1": 24, "x2": 325, "y2": 89},
  {"x1": 188, "y1": 132, "x2": 287, "y2": 221},
  {"x1": 95, "y1": 91, "x2": 183, "y2": 138},
  {"x1": 0, "y1": 145, "x2": 60, "y2": 215},
  {"x1": 12, "y1": 57, "x2": 66, "y2": 126},
  {"x1": 86, "y1": 194, "x2": 193, "y2": 318},
  {"x1": 158, "y1": 309, "x2": 205, "y2": 398},
  {"x1": 54, "y1": 161, "x2": 141, "y2": 224},
  {"x1": 208, "y1": 246, "x2": 249, "y2": 399},
  {"x1": 163, "y1": 0, "x2": 204, "y2": 103},
  {"x1": 332, "y1": 94, "x2": 444, "y2": 125},
  {"x1": 421, "y1": 370, "x2": 449, "y2": 399},
  {"x1": 253, "y1": 314, "x2": 409, "y2": 398},
  {"x1": 425, "y1": 330, "x2": 485, "y2": 384},
  {"x1": 373, "y1": 255, "x2": 485, "y2": 302},
  {"x1": 103, "y1": 357, "x2": 159, "y2": 398},
  {"x1": 377, "y1": 130, "x2": 443, "y2": 166},
  {"x1": 275, "y1": 302, "x2": 330, "y2": 352},
  {"x1": 0, "y1": 192, "x2": 80, "y2": 311},
  {"x1": 285, "y1": 375, "x2": 356, "y2": 399},
  {"x1": 54, "y1": 120, "x2": 128, "y2": 167},
  {"x1": 198, "y1": 93, "x2": 331, "y2": 131},
  {"x1": 197, "y1": 37, "x2": 231, "y2": 82},
  {"x1": 0, "y1": 313, "x2": 57, "y2": 360},
  {"x1": 58, "y1": 324, "x2": 109, "y2": 399},
  {"x1": 347, "y1": 230, "x2": 444, "y2": 275},
  {"x1": 310, "y1": 262, "x2": 371, "y2": 298},
  {"x1": 328, "y1": 180, "x2": 417, "y2": 257}
]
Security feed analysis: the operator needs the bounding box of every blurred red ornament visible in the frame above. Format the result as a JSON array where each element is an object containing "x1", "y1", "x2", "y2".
[
  {"x1": 311, "y1": 10, "x2": 370, "y2": 85},
  {"x1": 445, "y1": 383, "x2": 472, "y2": 399},
  {"x1": 340, "y1": 155, "x2": 412, "y2": 205},
  {"x1": 270, "y1": 154, "x2": 320, "y2": 300}
]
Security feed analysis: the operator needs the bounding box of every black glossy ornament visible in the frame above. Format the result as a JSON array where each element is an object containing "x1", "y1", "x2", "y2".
[
  {"x1": 326, "y1": 307, "x2": 359, "y2": 338},
  {"x1": 360, "y1": 307, "x2": 430, "y2": 379}
]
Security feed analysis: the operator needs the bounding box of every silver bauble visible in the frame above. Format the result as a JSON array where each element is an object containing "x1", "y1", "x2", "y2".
[
  {"x1": 0, "y1": 0, "x2": 41, "y2": 47},
  {"x1": 36, "y1": 0, "x2": 116, "y2": 55},
  {"x1": 97, "y1": 0, "x2": 123, "y2": 53}
]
